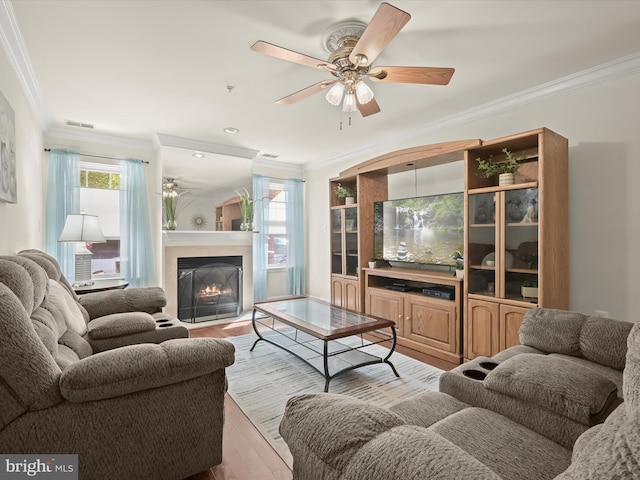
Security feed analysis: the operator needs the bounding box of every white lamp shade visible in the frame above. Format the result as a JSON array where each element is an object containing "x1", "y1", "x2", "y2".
[
  {"x1": 342, "y1": 93, "x2": 358, "y2": 112},
  {"x1": 355, "y1": 80, "x2": 374, "y2": 104},
  {"x1": 58, "y1": 214, "x2": 106, "y2": 243},
  {"x1": 325, "y1": 82, "x2": 345, "y2": 106}
]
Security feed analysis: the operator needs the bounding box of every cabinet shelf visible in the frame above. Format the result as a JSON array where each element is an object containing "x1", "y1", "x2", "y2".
[
  {"x1": 468, "y1": 181, "x2": 539, "y2": 195},
  {"x1": 331, "y1": 204, "x2": 358, "y2": 210},
  {"x1": 506, "y1": 222, "x2": 538, "y2": 227}
]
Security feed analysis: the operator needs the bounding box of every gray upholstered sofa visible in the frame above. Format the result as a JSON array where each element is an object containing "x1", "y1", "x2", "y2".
[
  {"x1": 0, "y1": 252, "x2": 235, "y2": 479},
  {"x1": 17, "y1": 249, "x2": 190, "y2": 351},
  {"x1": 280, "y1": 308, "x2": 638, "y2": 479}
]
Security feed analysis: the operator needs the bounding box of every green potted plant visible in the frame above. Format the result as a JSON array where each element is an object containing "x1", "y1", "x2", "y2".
[
  {"x1": 521, "y1": 278, "x2": 538, "y2": 299},
  {"x1": 476, "y1": 148, "x2": 526, "y2": 186},
  {"x1": 449, "y1": 250, "x2": 464, "y2": 278},
  {"x1": 334, "y1": 182, "x2": 356, "y2": 204},
  {"x1": 368, "y1": 257, "x2": 377, "y2": 269},
  {"x1": 455, "y1": 258, "x2": 464, "y2": 278},
  {"x1": 236, "y1": 188, "x2": 254, "y2": 231}
]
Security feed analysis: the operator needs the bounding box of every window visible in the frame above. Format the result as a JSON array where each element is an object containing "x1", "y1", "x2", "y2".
[
  {"x1": 80, "y1": 161, "x2": 121, "y2": 277},
  {"x1": 267, "y1": 182, "x2": 287, "y2": 267}
]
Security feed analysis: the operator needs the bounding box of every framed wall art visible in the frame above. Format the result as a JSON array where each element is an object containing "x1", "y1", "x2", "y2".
[{"x1": 0, "y1": 89, "x2": 16, "y2": 203}]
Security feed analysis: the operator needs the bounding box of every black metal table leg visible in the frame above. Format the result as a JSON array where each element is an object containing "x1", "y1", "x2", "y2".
[{"x1": 250, "y1": 308, "x2": 264, "y2": 351}]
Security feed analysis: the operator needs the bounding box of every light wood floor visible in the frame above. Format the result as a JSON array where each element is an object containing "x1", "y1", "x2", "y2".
[{"x1": 188, "y1": 319, "x2": 457, "y2": 480}]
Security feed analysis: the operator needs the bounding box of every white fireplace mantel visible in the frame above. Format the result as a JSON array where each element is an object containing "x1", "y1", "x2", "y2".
[
  {"x1": 162, "y1": 231, "x2": 254, "y2": 317},
  {"x1": 162, "y1": 230, "x2": 254, "y2": 246}
]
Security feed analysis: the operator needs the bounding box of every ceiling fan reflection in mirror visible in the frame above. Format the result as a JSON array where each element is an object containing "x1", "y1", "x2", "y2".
[{"x1": 251, "y1": 2, "x2": 455, "y2": 117}]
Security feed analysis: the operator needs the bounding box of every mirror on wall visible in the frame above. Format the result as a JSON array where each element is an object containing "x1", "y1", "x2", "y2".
[{"x1": 160, "y1": 146, "x2": 252, "y2": 231}]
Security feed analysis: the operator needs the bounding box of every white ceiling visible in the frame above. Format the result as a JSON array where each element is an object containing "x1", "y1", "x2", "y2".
[{"x1": 7, "y1": 0, "x2": 640, "y2": 192}]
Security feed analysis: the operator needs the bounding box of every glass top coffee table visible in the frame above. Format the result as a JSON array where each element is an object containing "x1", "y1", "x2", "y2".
[{"x1": 251, "y1": 297, "x2": 398, "y2": 392}]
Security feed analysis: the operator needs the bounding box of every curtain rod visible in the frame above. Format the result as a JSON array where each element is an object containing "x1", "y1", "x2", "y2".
[{"x1": 44, "y1": 149, "x2": 149, "y2": 164}]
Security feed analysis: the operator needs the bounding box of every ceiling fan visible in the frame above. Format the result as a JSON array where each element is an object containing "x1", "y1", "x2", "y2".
[{"x1": 250, "y1": 2, "x2": 454, "y2": 117}]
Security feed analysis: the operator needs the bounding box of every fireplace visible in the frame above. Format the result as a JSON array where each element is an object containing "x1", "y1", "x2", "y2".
[{"x1": 177, "y1": 256, "x2": 243, "y2": 323}]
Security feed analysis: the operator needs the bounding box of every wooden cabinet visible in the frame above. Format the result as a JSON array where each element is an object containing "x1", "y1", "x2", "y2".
[
  {"x1": 466, "y1": 299, "x2": 499, "y2": 358},
  {"x1": 215, "y1": 196, "x2": 242, "y2": 231},
  {"x1": 332, "y1": 277, "x2": 360, "y2": 312},
  {"x1": 500, "y1": 304, "x2": 528, "y2": 350},
  {"x1": 464, "y1": 128, "x2": 568, "y2": 360},
  {"x1": 327, "y1": 128, "x2": 568, "y2": 362},
  {"x1": 330, "y1": 173, "x2": 388, "y2": 310},
  {"x1": 368, "y1": 287, "x2": 404, "y2": 336},
  {"x1": 330, "y1": 206, "x2": 360, "y2": 310},
  {"x1": 365, "y1": 268, "x2": 463, "y2": 364}
]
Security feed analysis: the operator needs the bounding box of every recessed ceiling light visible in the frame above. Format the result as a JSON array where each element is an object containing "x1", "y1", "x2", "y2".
[
  {"x1": 193, "y1": 152, "x2": 205, "y2": 158},
  {"x1": 224, "y1": 127, "x2": 240, "y2": 134}
]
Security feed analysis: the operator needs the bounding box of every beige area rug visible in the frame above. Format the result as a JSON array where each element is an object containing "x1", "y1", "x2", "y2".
[{"x1": 226, "y1": 331, "x2": 443, "y2": 468}]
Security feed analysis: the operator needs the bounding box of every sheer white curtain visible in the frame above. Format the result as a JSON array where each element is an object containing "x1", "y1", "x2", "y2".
[
  {"x1": 44, "y1": 149, "x2": 80, "y2": 279},
  {"x1": 285, "y1": 178, "x2": 305, "y2": 296},
  {"x1": 119, "y1": 159, "x2": 155, "y2": 287},
  {"x1": 252, "y1": 174, "x2": 270, "y2": 300}
]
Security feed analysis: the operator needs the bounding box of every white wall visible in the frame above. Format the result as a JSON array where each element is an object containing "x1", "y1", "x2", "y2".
[
  {"x1": 305, "y1": 73, "x2": 640, "y2": 323},
  {"x1": 0, "y1": 40, "x2": 44, "y2": 254}
]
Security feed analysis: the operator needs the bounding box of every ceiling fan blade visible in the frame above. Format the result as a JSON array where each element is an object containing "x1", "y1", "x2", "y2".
[
  {"x1": 357, "y1": 97, "x2": 381, "y2": 117},
  {"x1": 369, "y1": 66, "x2": 455, "y2": 85},
  {"x1": 349, "y1": 2, "x2": 410, "y2": 67},
  {"x1": 251, "y1": 41, "x2": 336, "y2": 72},
  {"x1": 275, "y1": 80, "x2": 336, "y2": 105}
]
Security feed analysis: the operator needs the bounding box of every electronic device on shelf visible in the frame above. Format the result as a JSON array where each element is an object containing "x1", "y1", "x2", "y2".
[
  {"x1": 422, "y1": 286, "x2": 455, "y2": 300},
  {"x1": 384, "y1": 283, "x2": 412, "y2": 292}
]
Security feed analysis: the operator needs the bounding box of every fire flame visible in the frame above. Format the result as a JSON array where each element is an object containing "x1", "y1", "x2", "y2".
[{"x1": 197, "y1": 283, "x2": 232, "y2": 298}]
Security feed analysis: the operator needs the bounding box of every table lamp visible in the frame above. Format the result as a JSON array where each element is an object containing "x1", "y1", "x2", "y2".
[{"x1": 58, "y1": 213, "x2": 106, "y2": 287}]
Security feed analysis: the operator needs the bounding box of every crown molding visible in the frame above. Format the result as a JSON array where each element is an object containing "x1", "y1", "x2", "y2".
[
  {"x1": 253, "y1": 156, "x2": 304, "y2": 173},
  {"x1": 46, "y1": 126, "x2": 156, "y2": 152},
  {"x1": 156, "y1": 133, "x2": 259, "y2": 159},
  {"x1": 0, "y1": 0, "x2": 50, "y2": 129},
  {"x1": 306, "y1": 51, "x2": 640, "y2": 171}
]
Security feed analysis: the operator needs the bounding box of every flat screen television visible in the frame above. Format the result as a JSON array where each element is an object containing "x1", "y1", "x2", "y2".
[{"x1": 373, "y1": 192, "x2": 464, "y2": 267}]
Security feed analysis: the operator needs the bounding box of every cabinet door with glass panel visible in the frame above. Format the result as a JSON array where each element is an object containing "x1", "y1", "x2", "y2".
[
  {"x1": 331, "y1": 209, "x2": 344, "y2": 275},
  {"x1": 467, "y1": 192, "x2": 497, "y2": 298},
  {"x1": 468, "y1": 188, "x2": 539, "y2": 303},
  {"x1": 503, "y1": 188, "x2": 539, "y2": 303},
  {"x1": 330, "y1": 206, "x2": 359, "y2": 277}
]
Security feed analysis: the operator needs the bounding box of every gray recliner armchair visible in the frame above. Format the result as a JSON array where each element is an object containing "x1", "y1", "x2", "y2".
[
  {"x1": 0, "y1": 254, "x2": 235, "y2": 479},
  {"x1": 16, "y1": 249, "x2": 189, "y2": 351}
]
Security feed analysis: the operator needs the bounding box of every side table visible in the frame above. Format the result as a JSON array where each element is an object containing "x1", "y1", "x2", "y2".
[{"x1": 73, "y1": 279, "x2": 129, "y2": 295}]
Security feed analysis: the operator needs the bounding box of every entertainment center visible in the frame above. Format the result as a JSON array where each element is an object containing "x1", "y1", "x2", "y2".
[{"x1": 329, "y1": 128, "x2": 568, "y2": 363}]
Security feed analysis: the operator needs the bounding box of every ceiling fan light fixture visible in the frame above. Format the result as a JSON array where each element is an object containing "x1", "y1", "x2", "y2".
[
  {"x1": 325, "y1": 82, "x2": 345, "y2": 106},
  {"x1": 355, "y1": 80, "x2": 374, "y2": 104},
  {"x1": 342, "y1": 92, "x2": 358, "y2": 113}
]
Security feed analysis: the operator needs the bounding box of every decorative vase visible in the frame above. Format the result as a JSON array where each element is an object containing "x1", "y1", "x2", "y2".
[
  {"x1": 498, "y1": 173, "x2": 515, "y2": 186},
  {"x1": 455, "y1": 269, "x2": 464, "y2": 279},
  {"x1": 345, "y1": 196, "x2": 355, "y2": 205},
  {"x1": 166, "y1": 219, "x2": 177, "y2": 230},
  {"x1": 368, "y1": 261, "x2": 376, "y2": 269},
  {"x1": 240, "y1": 222, "x2": 253, "y2": 231}
]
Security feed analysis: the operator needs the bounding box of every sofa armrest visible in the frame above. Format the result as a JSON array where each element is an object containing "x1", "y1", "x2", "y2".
[
  {"x1": 59, "y1": 338, "x2": 234, "y2": 402},
  {"x1": 86, "y1": 312, "x2": 157, "y2": 339},
  {"x1": 280, "y1": 393, "x2": 405, "y2": 473},
  {"x1": 342, "y1": 425, "x2": 501, "y2": 480},
  {"x1": 484, "y1": 353, "x2": 618, "y2": 424},
  {"x1": 79, "y1": 287, "x2": 167, "y2": 319}
]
